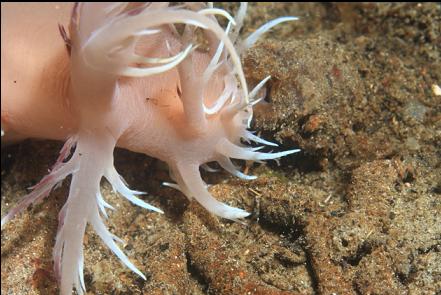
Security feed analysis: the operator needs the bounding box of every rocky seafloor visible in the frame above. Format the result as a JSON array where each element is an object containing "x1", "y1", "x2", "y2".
[{"x1": 1, "y1": 3, "x2": 440, "y2": 295}]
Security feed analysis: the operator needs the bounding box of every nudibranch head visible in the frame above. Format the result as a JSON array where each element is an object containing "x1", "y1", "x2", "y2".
[
  {"x1": 69, "y1": 2, "x2": 300, "y2": 221},
  {"x1": 100, "y1": 3, "x2": 300, "y2": 221}
]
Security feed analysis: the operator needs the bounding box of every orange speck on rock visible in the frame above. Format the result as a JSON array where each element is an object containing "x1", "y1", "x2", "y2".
[
  {"x1": 331, "y1": 65, "x2": 341, "y2": 79},
  {"x1": 239, "y1": 271, "x2": 246, "y2": 279},
  {"x1": 304, "y1": 115, "x2": 322, "y2": 133}
]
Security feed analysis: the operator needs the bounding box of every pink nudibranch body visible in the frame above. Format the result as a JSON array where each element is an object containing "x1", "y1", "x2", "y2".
[{"x1": 1, "y1": 3, "x2": 299, "y2": 294}]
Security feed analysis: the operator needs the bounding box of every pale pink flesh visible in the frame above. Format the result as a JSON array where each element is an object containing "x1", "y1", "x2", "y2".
[
  {"x1": 1, "y1": 3, "x2": 76, "y2": 142},
  {"x1": 1, "y1": 3, "x2": 227, "y2": 161}
]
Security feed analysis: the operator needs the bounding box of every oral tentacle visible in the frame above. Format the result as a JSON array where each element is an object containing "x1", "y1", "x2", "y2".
[
  {"x1": 116, "y1": 44, "x2": 195, "y2": 77},
  {"x1": 80, "y1": 7, "x2": 249, "y2": 103}
]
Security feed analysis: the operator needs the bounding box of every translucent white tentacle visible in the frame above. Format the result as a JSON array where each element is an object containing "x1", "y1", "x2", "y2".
[
  {"x1": 165, "y1": 167, "x2": 194, "y2": 201},
  {"x1": 176, "y1": 163, "x2": 250, "y2": 221},
  {"x1": 96, "y1": 192, "x2": 114, "y2": 219},
  {"x1": 201, "y1": 163, "x2": 220, "y2": 173},
  {"x1": 243, "y1": 130, "x2": 278, "y2": 147},
  {"x1": 229, "y1": 2, "x2": 248, "y2": 44},
  {"x1": 118, "y1": 44, "x2": 195, "y2": 77},
  {"x1": 217, "y1": 156, "x2": 257, "y2": 180},
  {"x1": 204, "y1": 83, "x2": 234, "y2": 114},
  {"x1": 198, "y1": 8, "x2": 236, "y2": 25},
  {"x1": 82, "y1": 9, "x2": 248, "y2": 103},
  {"x1": 1, "y1": 150, "x2": 78, "y2": 229},
  {"x1": 216, "y1": 138, "x2": 300, "y2": 161},
  {"x1": 249, "y1": 75, "x2": 271, "y2": 100},
  {"x1": 162, "y1": 182, "x2": 183, "y2": 192},
  {"x1": 243, "y1": 16, "x2": 299, "y2": 50},
  {"x1": 103, "y1": 3, "x2": 128, "y2": 17},
  {"x1": 90, "y1": 209, "x2": 146, "y2": 280},
  {"x1": 105, "y1": 168, "x2": 164, "y2": 214},
  {"x1": 131, "y1": 28, "x2": 161, "y2": 37},
  {"x1": 250, "y1": 96, "x2": 265, "y2": 106},
  {"x1": 76, "y1": 246, "x2": 86, "y2": 295},
  {"x1": 129, "y1": 43, "x2": 191, "y2": 65},
  {"x1": 202, "y1": 21, "x2": 232, "y2": 83}
]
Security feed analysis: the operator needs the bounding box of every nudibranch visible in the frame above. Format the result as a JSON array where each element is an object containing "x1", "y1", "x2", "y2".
[{"x1": 1, "y1": 3, "x2": 298, "y2": 294}]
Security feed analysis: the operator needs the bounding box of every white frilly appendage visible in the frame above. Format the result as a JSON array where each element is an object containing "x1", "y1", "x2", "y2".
[
  {"x1": 164, "y1": 135, "x2": 300, "y2": 222},
  {"x1": 2, "y1": 133, "x2": 162, "y2": 295},
  {"x1": 1, "y1": 136, "x2": 77, "y2": 229},
  {"x1": 161, "y1": 4, "x2": 299, "y2": 222},
  {"x1": 171, "y1": 163, "x2": 251, "y2": 222}
]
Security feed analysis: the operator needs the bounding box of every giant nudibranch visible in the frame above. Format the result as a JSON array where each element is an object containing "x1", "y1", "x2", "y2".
[{"x1": 1, "y1": 3, "x2": 298, "y2": 294}]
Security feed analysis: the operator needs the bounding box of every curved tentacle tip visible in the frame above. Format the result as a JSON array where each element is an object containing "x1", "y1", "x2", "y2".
[
  {"x1": 283, "y1": 16, "x2": 300, "y2": 21},
  {"x1": 225, "y1": 206, "x2": 251, "y2": 219},
  {"x1": 198, "y1": 8, "x2": 237, "y2": 26},
  {"x1": 162, "y1": 181, "x2": 182, "y2": 191},
  {"x1": 105, "y1": 168, "x2": 164, "y2": 214}
]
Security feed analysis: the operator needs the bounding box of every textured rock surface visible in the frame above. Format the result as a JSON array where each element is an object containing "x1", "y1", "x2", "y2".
[{"x1": 2, "y1": 3, "x2": 440, "y2": 295}]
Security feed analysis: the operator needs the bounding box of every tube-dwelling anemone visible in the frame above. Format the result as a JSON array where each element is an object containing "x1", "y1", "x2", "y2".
[{"x1": 1, "y1": 3, "x2": 298, "y2": 294}]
